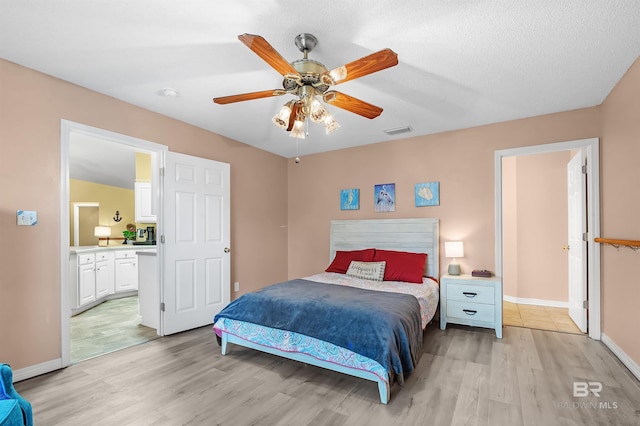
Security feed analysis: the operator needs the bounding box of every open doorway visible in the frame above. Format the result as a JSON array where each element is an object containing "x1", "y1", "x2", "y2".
[
  {"x1": 60, "y1": 120, "x2": 167, "y2": 366},
  {"x1": 501, "y1": 151, "x2": 582, "y2": 334},
  {"x1": 494, "y1": 138, "x2": 601, "y2": 340}
]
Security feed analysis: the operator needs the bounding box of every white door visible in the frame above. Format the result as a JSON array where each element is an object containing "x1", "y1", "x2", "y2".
[
  {"x1": 567, "y1": 151, "x2": 587, "y2": 332},
  {"x1": 162, "y1": 152, "x2": 231, "y2": 335}
]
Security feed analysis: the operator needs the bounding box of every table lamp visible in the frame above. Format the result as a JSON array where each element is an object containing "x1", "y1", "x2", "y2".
[
  {"x1": 445, "y1": 241, "x2": 464, "y2": 275},
  {"x1": 94, "y1": 226, "x2": 111, "y2": 246}
]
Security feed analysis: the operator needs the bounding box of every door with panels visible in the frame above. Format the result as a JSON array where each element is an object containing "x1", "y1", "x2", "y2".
[{"x1": 162, "y1": 152, "x2": 231, "y2": 335}]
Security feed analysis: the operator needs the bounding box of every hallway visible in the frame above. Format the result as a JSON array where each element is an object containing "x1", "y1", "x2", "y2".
[{"x1": 503, "y1": 301, "x2": 583, "y2": 334}]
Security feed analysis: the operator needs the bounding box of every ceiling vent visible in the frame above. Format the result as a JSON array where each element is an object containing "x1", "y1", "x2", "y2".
[{"x1": 383, "y1": 126, "x2": 413, "y2": 136}]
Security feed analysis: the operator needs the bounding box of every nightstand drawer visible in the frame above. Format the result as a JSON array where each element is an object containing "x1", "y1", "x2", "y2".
[
  {"x1": 447, "y1": 283, "x2": 494, "y2": 304},
  {"x1": 447, "y1": 300, "x2": 495, "y2": 323}
]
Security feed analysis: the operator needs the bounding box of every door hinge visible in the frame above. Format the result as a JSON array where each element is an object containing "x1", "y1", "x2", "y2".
[
  {"x1": 160, "y1": 167, "x2": 165, "y2": 177},
  {"x1": 160, "y1": 302, "x2": 165, "y2": 312},
  {"x1": 160, "y1": 235, "x2": 165, "y2": 244},
  {"x1": 583, "y1": 232, "x2": 588, "y2": 241},
  {"x1": 583, "y1": 300, "x2": 588, "y2": 309},
  {"x1": 581, "y1": 165, "x2": 587, "y2": 174}
]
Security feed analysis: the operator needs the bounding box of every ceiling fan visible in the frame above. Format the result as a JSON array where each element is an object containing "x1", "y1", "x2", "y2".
[{"x1": 213, "y1": 33, "x2": 398, "y2": 138}]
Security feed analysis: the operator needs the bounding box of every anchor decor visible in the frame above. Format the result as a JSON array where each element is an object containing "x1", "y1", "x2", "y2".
[{"x1": 113, "y1": 211, "x2": 122, "y2": 222}]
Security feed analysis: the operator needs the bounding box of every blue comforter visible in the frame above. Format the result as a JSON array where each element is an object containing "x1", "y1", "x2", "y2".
[{"x1": 213, "y1": 279, "x2": 423, "y2": 385}]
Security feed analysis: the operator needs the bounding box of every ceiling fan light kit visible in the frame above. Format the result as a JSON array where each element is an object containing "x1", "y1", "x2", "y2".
[
  {"x1": 289, "y1": 117, "x2": 306, "y2": 139},
  {"x1": 213, "y1": 33, "x2": 398, "y2": 141}
]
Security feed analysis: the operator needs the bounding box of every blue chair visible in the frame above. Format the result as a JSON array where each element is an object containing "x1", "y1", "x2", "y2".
[{"x1": 0, "y1": 364, "x2": 32, "y2": 426}]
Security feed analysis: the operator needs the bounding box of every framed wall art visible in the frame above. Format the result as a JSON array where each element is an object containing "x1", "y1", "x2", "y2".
[
  {"x1": 340, "y1": 188, "x2": 360, "y2": 210},
  {"x1": 374, "y1": 183, "x2": 395, "y2": 212},
  {"x1": 415, "y1": 182, "x2": 440, "y2": 206}
]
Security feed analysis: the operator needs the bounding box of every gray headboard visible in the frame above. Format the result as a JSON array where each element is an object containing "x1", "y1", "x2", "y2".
[{"x1": 330, "y1": 218, "x2": 440, "y2": 279}]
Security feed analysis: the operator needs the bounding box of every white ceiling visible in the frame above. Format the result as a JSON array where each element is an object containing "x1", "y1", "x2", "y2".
[
  {"x1": 3, "y1": 1, "x2": 640, "y2": 161},
  {"x1": 69, "y1": 132, "x2": 137, "y2": 189}
]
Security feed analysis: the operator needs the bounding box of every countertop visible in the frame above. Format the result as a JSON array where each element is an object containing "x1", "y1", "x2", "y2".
[{"x1": 70, "y1": 245, "x2": 157, "y2": 254}]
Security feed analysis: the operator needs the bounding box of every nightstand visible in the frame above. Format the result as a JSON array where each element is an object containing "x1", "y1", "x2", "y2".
[{"x1": 440, "y1": 274, "x2": 502, "y2": 338}]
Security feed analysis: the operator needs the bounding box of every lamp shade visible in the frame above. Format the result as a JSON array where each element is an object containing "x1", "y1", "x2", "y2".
[
  {"x1": 94, "y1": 226, "x2": 111, "y2": 237},
  {"x1": 445, "y1": 241, "x2": 464, "y2": 258}
]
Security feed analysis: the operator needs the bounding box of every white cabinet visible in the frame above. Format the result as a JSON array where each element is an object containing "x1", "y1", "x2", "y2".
[
  {"x1": 78, "y1": 254, "x2": 96, "y2": 307},
  {"x1": 115, "y1": 250, "x2": 138, "y2": 292},
  {"x1": 95, "y1": 251, "x2": 114, "y2": 298},
  {"x1": 70, "y1": 247, "x2": 143, "y2": 315},
  {"x1": 135, "y1": 182, "x2": 157, "y2": 223},
  {"x1": 440, "y1": 274, "x2": 503, "y2": 338}
]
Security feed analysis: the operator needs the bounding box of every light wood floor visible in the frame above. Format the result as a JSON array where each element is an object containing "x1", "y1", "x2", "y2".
[
  {"x1": 16, "y1": 323, "x2": 640, "y2": 425},
  {"x1": 503, "y1": 301, "x2": 583, "y2": 334},
  {"x1": 71, "y1": 296, "x2": 159, "y2": 363}
]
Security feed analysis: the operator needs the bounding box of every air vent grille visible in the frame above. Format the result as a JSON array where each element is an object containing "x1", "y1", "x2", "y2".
[{"x1": 383, "y1": 126, "x2": 413, "y2": 136}]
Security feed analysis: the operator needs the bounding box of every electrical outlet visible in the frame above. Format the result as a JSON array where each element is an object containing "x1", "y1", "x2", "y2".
[
  {"x1": 17, "y1": 210, "x2": 38, "y2": 226},
  {"x1": 234, "y1": 282, "x2": 240, "y2": 292}
]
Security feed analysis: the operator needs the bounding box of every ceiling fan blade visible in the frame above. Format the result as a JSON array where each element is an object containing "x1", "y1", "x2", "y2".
[
  {"x1": 213, "y1": 89, "x2": 286, "y2": 104},
  {"x1": 238, "y1": 33, "x2": 300, "y2": 78},
  {"x1": 322, "y1": 48, "x2": 398, "y2": 85},
  {"x1": 323, "y1": 91, "x2": 383, "y2": 119}
]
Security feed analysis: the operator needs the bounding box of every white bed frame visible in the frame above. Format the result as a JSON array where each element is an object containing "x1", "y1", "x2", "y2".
[{"x1": 220, "y1": 218, "x2": 440, "y2": 404}]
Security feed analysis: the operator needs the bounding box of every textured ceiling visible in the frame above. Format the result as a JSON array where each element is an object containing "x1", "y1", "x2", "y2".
[{"x1": 3, "y1": 1, "x2": 640, "y2": 163}]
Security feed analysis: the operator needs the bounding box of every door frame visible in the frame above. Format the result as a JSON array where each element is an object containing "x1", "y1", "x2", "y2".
[
  {"x1": 60, "y1": 120, "x2": 167, "y2": 366},
  {"x1": 494, "y1": 138, "x2": 601, "y2": 340}
]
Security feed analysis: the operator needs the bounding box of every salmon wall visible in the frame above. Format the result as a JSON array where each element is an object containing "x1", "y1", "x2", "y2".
[
  {"x1": 287, "y1": 109, "x2": 600, "y2": 279},
  {"x1": 503, "y1": 152, "x2": 571, "y2": 303},
  {"x1": 0, "y1": 59, "x2": 288, "y2": 369},
  {"x1": 600, "y1": 57, "x2": 640, "y2": 365}
]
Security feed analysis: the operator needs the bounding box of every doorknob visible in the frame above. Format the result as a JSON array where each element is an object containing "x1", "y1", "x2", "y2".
[
  {"x1": 562, "y1": 245, "x2": 570, "y2": 250},
  {"x1": 224, "y1": 247, "x2": 230, "y2": 253}
]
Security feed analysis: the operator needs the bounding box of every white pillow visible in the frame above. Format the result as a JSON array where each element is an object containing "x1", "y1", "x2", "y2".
[{"x1": 346, "y1": 261, "x2": 386, "y2": 281}]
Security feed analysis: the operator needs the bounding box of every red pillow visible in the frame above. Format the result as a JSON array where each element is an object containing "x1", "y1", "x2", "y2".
[
  {"x1": 373, "y1": 249, "x2": 427, "y2": 283},
  {"x1": 325, "y1": 249, "x2": 375, "y2": 274}
]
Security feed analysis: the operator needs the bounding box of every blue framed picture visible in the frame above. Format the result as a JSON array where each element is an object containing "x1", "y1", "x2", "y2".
[
  {"x1": 374, "y1": 183, "x2": 395, "y2": 212},
  {"x1": 340, "y1": 188, "x2": 360, "y2": 210},
  {"x1": 415, "y1": 182, "x2": 440, "y2": 206}
]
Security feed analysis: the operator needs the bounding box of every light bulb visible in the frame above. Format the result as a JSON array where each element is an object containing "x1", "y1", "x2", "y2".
[
  {"x1": 290, "y1": 118, "x2": 306, "y2": 139},
  {"x1": 309, "y1": 99, "x2": 328, "y2": 123},
  {"x1": 272, "y1": 103, "x2": 292, "y2": 129},
  {"x1": 324, "y1": 114, "x2": 340, "y2": 134}
]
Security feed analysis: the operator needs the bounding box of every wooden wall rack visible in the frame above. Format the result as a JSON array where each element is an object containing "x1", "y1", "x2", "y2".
[{"x1": 594, "y1": 237, "x2": 640, "y2": 252}]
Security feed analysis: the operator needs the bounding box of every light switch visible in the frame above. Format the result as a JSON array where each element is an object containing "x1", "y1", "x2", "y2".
[{"x1": 17, "y1": 210, "x2": 38, "y2": 226}]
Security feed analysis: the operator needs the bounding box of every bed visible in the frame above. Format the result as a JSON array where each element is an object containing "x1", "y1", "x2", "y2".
[{"x1": 213, "y1": 218, "x2": 440, "y2": 404}]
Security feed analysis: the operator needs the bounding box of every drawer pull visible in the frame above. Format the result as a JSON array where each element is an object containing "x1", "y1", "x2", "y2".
[
  {"x1": 462, "y1": 309, "x2": 477, "y2": 316},
  {"x1": 462, "y1": 292, "x2": 477, "y2": 298}
]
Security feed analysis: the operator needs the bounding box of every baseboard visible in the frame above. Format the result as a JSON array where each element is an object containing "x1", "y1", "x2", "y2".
[
  {"x1": 503, "y1": 295, "x2": 568, "y2": 308},
  {"x1": 601, "y1": 333, "x2": 640, "y2": 382},
  {"x1": 12, "y1": 358, "x2": 63, "y2": 382}
]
